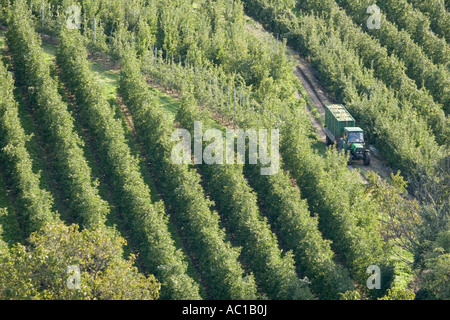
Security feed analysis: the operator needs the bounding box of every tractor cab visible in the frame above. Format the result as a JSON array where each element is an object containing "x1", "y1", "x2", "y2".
[
  {"x1": 342, "y1": 127, "x2": 370, "y2": 165},
  {"x1": 344, "y1": 127, "x2": 364, "y2": 147}
]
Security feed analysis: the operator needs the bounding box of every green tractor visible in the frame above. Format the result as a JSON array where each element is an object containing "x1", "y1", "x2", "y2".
[{"x1": 323, "y1": 104, "x2": 370, "y2": 166}]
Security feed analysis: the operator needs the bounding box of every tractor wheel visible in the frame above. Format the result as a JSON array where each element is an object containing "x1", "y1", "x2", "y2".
[{"x1": 363, "y1": 152, "x2": 371, "y2": 166}]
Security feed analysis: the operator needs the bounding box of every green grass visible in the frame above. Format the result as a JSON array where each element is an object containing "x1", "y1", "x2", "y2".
[
  {"x1": 299, "y1": 85, "x2": 324, "y2": 126},
  {"x1": 41, "y1": 41, "x2": 56, "y2": 56},
  {"x1": 148, "y1": 87, "x2": 181, "y2": 118},
  {"x1": 89, "y1": 61, "x2": 119, "y2": 99},
  {"x1": 40, "y1": 41, "x2": 57, "y2": 65}
]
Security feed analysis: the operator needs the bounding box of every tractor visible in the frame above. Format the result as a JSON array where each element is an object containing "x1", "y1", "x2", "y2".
[{"x1": 323, "y1": 104, "x2": 370, "y2": 166}]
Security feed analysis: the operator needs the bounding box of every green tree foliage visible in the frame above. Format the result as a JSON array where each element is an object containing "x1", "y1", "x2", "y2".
[
  {"x1": 408, "y1": 0, "x2": 450, "y2": 43},
  {"x1": 365, "y1": 172, "x2": 422, "y2": 257},
  {"x1": 244, "y1": 0, "x2": 449, "y2": 111},
  {"x1": 55, "y1": 27, "x2": 202, "y2": 300},
  {"x1": 118, "y1": 49, "x2": 258, "y2": 300},
  {"x1": 0, "y1": 0, "x2": 9, "y2": 23},
  {"x1": 415, "y1": 215, "x2": 450, "y2": 300},
  {"x1": 6, "y1": 0, "x2": 446, "y2": 299},
  {"x1": 135, "y1": 16, "x2": 354, "y2": 296},
  {"x1": 420, "y1": 251, "x2": 450, "y2": 300},
  {"x1": 339, "y1": 290, "x2": 361, "y2": 300},
  {"x1": 44, "y1": 0, "x2": 296, "y2": 95},
  {"x1": 0, "y1": 225, "x2": 7, "y2": 251},
  {"x1": 377, "y1": 288, "x2": 415, "y2": 300},
  {"x1": 106, "y1": 3, "x2": 355, "y2": 298},
  {"x1": 375, "y1": 0, "x2": 449, "y2": 66},
  {"x1": 410, "y1": 154, "x2": 449, "y2": 246},
  {"x1": 0, "y1": 185, "x2": 21, "y2": 245},
  {"x1": 0, "y1": 221, "x2": 160, "y2": 300},
  {"x1": 108, "y1": 0, "x2": 396, "y2": 297},
  {"x1": 241, "y1": 0, "x2": 448, "y2": 299},
  {"x1": 365, "y1": 172, "x2": 423, "y2": 296},
  {"x1": 333, "y1": 0, "x2": 449, "y2": 110}
]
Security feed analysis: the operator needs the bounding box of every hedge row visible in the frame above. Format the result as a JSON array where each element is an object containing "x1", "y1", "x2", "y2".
[
  {"x1": 238, "y1": 115, "x2": 355, "y2": 299},
  {"x1": 279, "y1": 107, "x2": 389, "y2": 292},
  {"x1": 0, "y1": 59, "x2": 57, "y2": 236},
  {"x1": 6, "y1": 0, "x2": 109, "y2": 229},
  {"x1": 135, "y1": 14, "x2": 355, "y2": 299},
  {"x1": 175, "y1": 96, "x2": 314, "y2": 300},
  {"x1": 55, "y1": 27, "x2": 202, "y2": 300},
  {"x1": 242, "y1": 0, "x2": 446, "y2": 194},
  {"x1": 333, "y1": 0, "x2": 449, "y2": 110},
  {"x1": 376, "y1": 0, "x2": 449, "y2": 66},
  {"x1": 118, "y1": 49, "x2": 258, "y2": 300},
  {"x1": 295, "y1": 0, "x2": 449, "y2": 143}
]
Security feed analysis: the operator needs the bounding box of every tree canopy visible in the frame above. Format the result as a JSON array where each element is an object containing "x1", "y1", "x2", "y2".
[{"x1": 0, "y1": 222, "x2": 160, "y2": 300}]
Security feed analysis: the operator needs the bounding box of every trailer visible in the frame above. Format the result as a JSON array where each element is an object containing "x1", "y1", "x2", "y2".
[{"x1": 323, "y1": 104, "x2": 370, "y2": 165}]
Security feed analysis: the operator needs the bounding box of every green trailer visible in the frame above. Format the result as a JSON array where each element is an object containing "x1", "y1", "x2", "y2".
[
  {"x1": 323, "y1": 104, "x2": 370, "y2": 165},
  {"x1": 323, "y1": 104, "x2": 355, "y2": 144}
]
